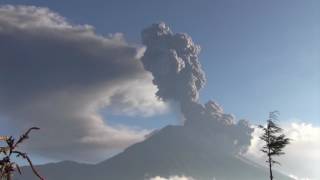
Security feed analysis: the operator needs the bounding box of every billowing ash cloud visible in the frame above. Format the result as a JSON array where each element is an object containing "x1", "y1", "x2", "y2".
[
  {"x1": 141, "y1": 23, "x2": 206, "y2": 103},
  {"x1": 141, "y1": 23, "x2": 253, "y2": 154},
  {"x1": 0, "y1": 5, "x2": 168, "y2": 162}
]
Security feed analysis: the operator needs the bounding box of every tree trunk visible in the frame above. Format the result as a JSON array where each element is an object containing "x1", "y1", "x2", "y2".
[
  {"x1": 6, "y1": 174, "x2": 12, "y2": 180},
  {"x1": 268, "y1": 155, "x2": 273, "y2": 180},
  {"x1": 267, "y1": 127, "x2": 273, "y2": 180}
]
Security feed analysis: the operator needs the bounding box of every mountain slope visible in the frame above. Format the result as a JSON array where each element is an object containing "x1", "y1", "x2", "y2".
[{"x1": 19, "y1": 124, "x2": 293, "y2": 180}]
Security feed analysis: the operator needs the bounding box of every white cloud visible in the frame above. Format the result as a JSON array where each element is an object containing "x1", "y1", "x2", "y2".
[
  {"x1": 245, "y1": 122, "x2": 320, "y2": 180},
  {"x1": 149, "y1": 176, "x2": 194, "y2": 180},
  {"x1": 0, "y1": 5, "x2": 168, "y2": 163},
  {"x1": 106, "y1": 73, "x2": 169, "y2": 117},
  {"x1": 289, "y1": 174, "x2": 313, "y2": 180}
]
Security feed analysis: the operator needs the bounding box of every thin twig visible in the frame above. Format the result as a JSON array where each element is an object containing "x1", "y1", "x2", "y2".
[
  {"x1": 13, "y1": 151, "x2": 44, "y2": 180},
  {"x1": 14, "y1": 127, "x2": 40, "y2": 148}
]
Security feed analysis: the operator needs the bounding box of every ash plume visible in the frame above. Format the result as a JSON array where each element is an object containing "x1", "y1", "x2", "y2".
[
  {"x1": 141, "y1": 23, "x2": 206, "y2": 104},
  {"x1": 141, "y1": 23, "x2": 253, "y2": 153}
]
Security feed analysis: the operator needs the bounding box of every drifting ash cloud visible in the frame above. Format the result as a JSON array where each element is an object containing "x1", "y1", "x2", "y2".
[{"x1": 0, "y1": 5, "x2": 168, "y2": 162}]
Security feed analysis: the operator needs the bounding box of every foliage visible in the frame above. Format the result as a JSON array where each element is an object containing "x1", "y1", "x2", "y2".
[
  {"x1": 0, "y1": 127, "x2": 44, "y2": 180},
  {"x1": 259, "y1": 111, "x2": 290, "y2": 180}
]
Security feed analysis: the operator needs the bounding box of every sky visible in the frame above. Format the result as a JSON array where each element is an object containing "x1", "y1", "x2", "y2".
[
  {"x1": 0, "y1": 0, "x2": 319, "y2": 179},
  {"x1": 2, "y1": 0, "x2": 318, "y2": 127}
]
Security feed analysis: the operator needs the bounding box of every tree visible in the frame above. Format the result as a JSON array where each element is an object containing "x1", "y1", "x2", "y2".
[
  {"x1": 259, "y1": 111, "x2": 290, "y2": 180},
  {"x1": 0, "y1": 127, "x2": 44, "y2": 180}
]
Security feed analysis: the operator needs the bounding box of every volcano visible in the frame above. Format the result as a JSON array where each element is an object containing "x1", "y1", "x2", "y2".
[{"x1": 19, "y1": 117, "x2": 293, "y2": 180}]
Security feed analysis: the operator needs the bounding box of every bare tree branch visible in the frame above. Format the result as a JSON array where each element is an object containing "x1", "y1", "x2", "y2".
[{"x1": 0, "y1": 127, "x2": 44, "y2": 180}]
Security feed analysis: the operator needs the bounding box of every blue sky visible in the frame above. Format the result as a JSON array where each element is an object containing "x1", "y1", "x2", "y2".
[{"x1": 3, "y1": 0, "x2": 319, "y2": 128}]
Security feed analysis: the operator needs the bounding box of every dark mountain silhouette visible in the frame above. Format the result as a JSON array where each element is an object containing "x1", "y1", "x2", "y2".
[{"x1": 18, "y1": 122, "x2": 293, "y2": 180}]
